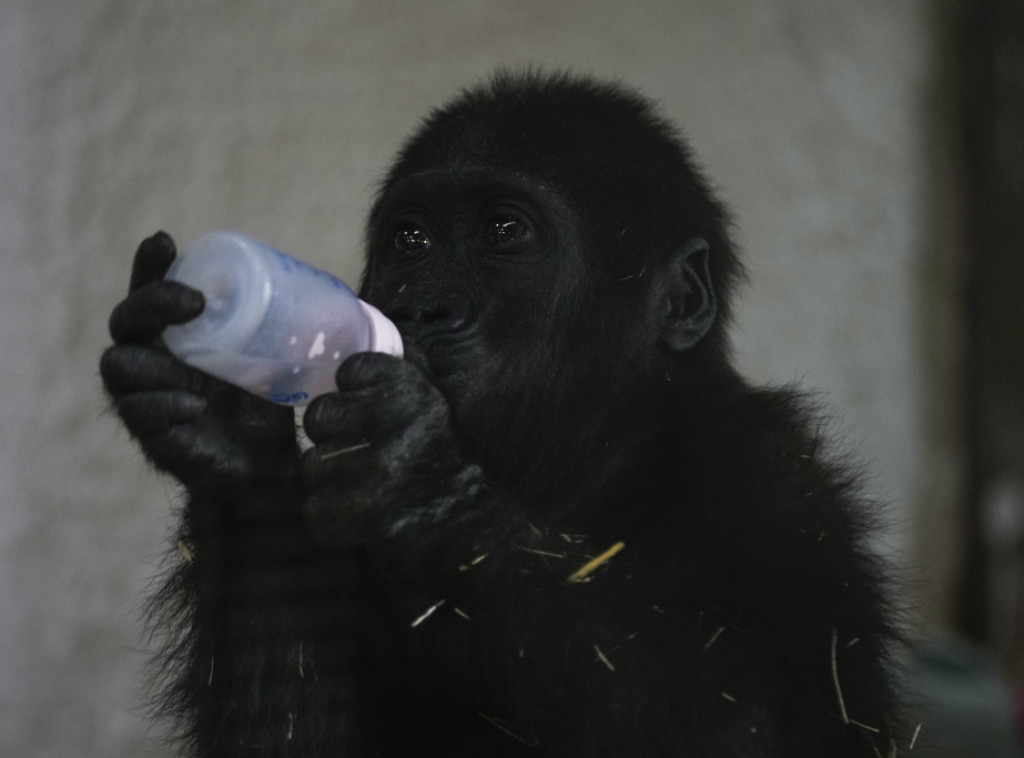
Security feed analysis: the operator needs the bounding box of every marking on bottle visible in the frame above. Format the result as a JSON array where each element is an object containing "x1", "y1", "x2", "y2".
[
  {"x1": 308, "y1": 331, "x2": 326, "y2": 359},
  {"x1": 267, "y1": 390, "x2": 310, "y2": 404}
]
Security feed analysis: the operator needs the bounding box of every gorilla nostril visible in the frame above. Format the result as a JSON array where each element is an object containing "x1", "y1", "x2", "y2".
[
  {"x1": 392, "y1": 302, "x2": 446, "y2": 326},
  {"x1": 388, "y1": 292, "x2": 474, "y2": 334}
]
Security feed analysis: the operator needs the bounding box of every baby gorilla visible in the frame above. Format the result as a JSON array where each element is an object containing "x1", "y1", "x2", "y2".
[{"x1": 102, "y1": 71, "x2": 901, "y2": 756}]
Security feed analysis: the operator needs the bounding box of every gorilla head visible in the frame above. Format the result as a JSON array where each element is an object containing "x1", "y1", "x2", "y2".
[{"x1": 360, "y1": 72, "x2": 744, "y2": 496}]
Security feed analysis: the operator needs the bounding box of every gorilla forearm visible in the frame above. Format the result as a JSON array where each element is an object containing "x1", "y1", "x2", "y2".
[{"x1": 159, "y1": 482, "x2": 362, "y2": 757}]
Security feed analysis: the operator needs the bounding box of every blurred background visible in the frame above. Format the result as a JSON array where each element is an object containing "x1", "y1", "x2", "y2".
[{"x1": 1, "y1": 1, "x2": 1021, "y2": 755}]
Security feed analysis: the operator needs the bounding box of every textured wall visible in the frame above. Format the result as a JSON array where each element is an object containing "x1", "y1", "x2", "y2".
[{"x1": 1, "y1": 1, "x2": 952, "y2": 755}]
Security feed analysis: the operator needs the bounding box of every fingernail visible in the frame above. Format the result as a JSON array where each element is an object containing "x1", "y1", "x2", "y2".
[{"x1": 185, "y1": 289, "x2": 205, "y2": 313}]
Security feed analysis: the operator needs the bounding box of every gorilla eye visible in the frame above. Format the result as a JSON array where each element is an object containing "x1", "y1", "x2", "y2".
[
  {"x1": 393, "y1": 225, "x2": 432, "y2": 256},
  {"x1": 485, "y1": 215, "x2": 530, "y2": 246}
]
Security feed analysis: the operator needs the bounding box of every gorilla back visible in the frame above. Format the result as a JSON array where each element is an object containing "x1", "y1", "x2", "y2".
[{"x1": 102, "y1": 70, "x2": 901, "y2": 757}]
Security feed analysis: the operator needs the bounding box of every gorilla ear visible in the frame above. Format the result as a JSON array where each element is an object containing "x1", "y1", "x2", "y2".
[{"x1": 657, "y1": 236, "x2": 717, "y2": 352}]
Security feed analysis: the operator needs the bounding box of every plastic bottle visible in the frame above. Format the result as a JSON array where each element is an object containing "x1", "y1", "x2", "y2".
[{"x1": 161, "y1": 230, "x2": 403, "y2": 405}]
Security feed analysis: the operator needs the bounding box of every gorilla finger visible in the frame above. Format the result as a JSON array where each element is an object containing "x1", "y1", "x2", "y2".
[
  {"x1": 302, "y1": 392, "x2": 372, "y2": 445},
  {"x1": 345, "y1": 351, "x2": 443, "y2": 414},
  {"x1": 115, "y1": 390, "x2": 207, "y2": 434},
  {"x1": 300, "y1": 438, "x2": 374, "y2": 490},
  {"x1": 101, "y1": 344, "x2": 208, "y2": 396},
  {"x1": 334, "y1": 351, "x2": 408, "y2": 391},
  {"x1": 128, "y1": 231, "x2": 178, "y2": 293},
  {"x1": 109, "y1": 280, "x2": 205, "y2": 343},
  {"x1": 146, "y1": 423, "x2": 252, "y2": 484}
]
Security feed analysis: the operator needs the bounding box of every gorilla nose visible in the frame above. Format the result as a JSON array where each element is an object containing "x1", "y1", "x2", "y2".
[{"x1": 387, "y1": 291, "x2": 475, "y2": 335}]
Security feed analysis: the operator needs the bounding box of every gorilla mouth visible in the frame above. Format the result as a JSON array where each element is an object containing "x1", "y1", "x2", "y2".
[{"x1": 405, "y1": 327, "x2": 480, "y2": 376}]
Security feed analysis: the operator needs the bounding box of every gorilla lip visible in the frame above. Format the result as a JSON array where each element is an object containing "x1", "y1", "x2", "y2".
[{"x1": 408, "y1": 329, "x2": 479, "y2": 375}]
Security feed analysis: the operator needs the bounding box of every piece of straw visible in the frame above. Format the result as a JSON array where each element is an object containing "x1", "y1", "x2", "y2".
[
  {"x1": 567, "y1": 541, "x2": 625, "y2": 583},
  {"x1": 411, "y1": 599, "x2": 446, "y2": 628},
  {"x1": 831, "y1": 628, "x2": 849, "y2": 724},
  {"x1": 593, "y1": 644, "x2": 616, "y2": 672},
  {"x1": 478, "y1": 713, "x2": 539, "y2": 748},
  {"x1": 320, "y1": 442, "x2": 371, "y2": 460}
]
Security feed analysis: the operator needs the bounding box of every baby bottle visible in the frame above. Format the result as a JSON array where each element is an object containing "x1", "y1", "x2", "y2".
[{"x1": 161, "y1": 230, "x2": 403, "y2": 405}]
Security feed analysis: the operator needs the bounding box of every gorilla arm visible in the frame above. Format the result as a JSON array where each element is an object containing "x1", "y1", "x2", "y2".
[
  {"x1": 300, "y1": 352, "x2": 785, "y2": 756},
  {"x1": 101, "y1": 233, "x2": 358, "y2": 755}
]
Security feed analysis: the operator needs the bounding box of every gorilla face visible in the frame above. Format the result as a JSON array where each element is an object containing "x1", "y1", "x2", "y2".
[
  {"x1": 362, "y1": 168, "x2": 585, "y2": 392},
  {"x1": 361, "y1": 167, "x2": 618, "y2": 491}
]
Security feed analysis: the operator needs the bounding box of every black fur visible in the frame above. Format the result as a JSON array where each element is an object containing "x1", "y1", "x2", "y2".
[{"x1": 102, "y1": 70, "x2": 901, "y2": 756}]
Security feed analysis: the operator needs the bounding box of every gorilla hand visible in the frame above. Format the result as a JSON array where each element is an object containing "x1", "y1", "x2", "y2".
[
  {"x1": 301, "y1": 351, "x2": 479, "y2": 547},
  {"x1": 100, "y1": 232, "x2": 299, "y2": 495}
]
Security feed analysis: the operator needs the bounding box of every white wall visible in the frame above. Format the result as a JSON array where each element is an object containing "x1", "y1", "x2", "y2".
[{"x1": 0, "y1": 1, "x2": 954, "y2": 755}]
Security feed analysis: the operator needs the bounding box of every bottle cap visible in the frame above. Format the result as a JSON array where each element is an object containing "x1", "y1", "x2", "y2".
[{"x1": 359, "y1": 300, "x2": 404, "y2": 357}]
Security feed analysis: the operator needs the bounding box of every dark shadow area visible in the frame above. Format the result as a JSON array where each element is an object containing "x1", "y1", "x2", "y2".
[
  {"x1": 904, "y1": 1, "x2": 1024, "y2": 754},
  {"x1": 954, "y1": 0, "x2": 1024, "y2": 683}
]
